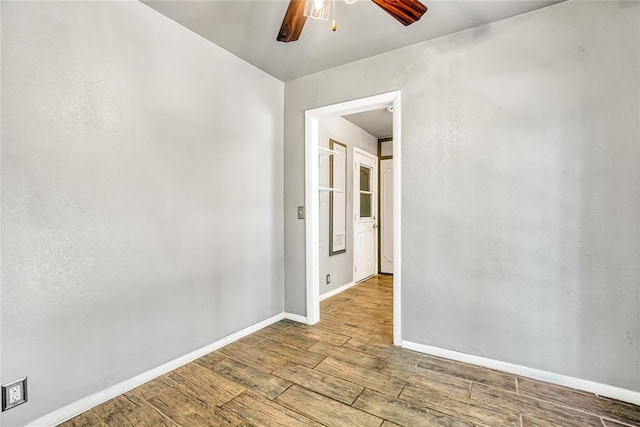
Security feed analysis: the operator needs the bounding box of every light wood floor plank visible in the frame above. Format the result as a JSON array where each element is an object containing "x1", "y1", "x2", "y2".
[
  {"x1": 59, "y1": 411, "x2": 106, "y2": 427},
  {"x1": 470, "y1": 382, "x2": 604, "y2": 427},
  {"x1": 273, "y1": 363, "x2": 364, "y2": 404},
  {"x1": 399, "y1": 384, "x2": 520, "y2": 426},
  {"x1": 313, "y1": 320, "x2": 378, "y2": 341},
  {"x1": 124, "y1": 375, "x2": 176, "y2": 404},
  {"x1": 418, "y1": 355, "x2": 517, "y2": 392},
  {"x1": 369, "y1": 333, "x2": 393, "y2": 344},
  {"x1": 342, "y1": 338, "x2": 419, "y2": 361},
  {"x1": 602, "y1": 418, "x2": 638, "y2": 427},
  {"x1": 146, "y1": 384, "x2": 245, "y2": 426},
  {"x1": 315, "y1": 357, "x2": 406, "y2": 397},
  {"x1": 382, "y1": 358, "x2": 471, "y2": 400},
  {"x1": 321, "y1": 296, "x2": 353, "y2": 312},
  {"x1": 193, "y1": 351, "x2": 227, "y2": 369},
  {"x1": 275, "y1": 384, "x2": 383, "y2": 427},
  {"x1": 521, "y1": 415, "x2": 568, "y2": 427},
  {"x1": 308, "y1": 340, "x2": 386, "y2": 369},
  {"x1": 255, "y1": 337, "x2": 327, "y2": 368},
  {"x1": 223, "y1": 391, "x2": 322, "y2": 427},
  {"x1": 209, "y1": 358, "x2": 292, "y2": 400},
  {"x1": 167, "y1": 363, "x2": 244, "y2": 407},
  {"x1": 91, "y1": 395, "x2": 176, "y2": 427},
  {"x1": 517, "y1": 377, "x2": 640, "y2": 425},
  {"x1": 353, "y1": 388, "x2": 473, "y2": 427},
  {"x1": 219, "y1": 341, "x2": 290, "y2": 373},
  {"x1": 235, "y1": 334, "x2": 266, "y2": 346},
  {"x1": 257, "y1": 327, "x2": 319, "y2": 350},
  {"x1": 285, "y1": 324, "x2": 352, "y2": 346}
]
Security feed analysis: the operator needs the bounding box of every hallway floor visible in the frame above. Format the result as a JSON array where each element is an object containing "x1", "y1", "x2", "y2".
[{"x1": 63, "y1": 275, "x2": 639, "y2": 426}]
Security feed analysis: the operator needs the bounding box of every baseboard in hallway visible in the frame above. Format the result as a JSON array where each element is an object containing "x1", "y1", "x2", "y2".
[{"x1": 320, "y1": 281, "x2": 356, "y2": 301}]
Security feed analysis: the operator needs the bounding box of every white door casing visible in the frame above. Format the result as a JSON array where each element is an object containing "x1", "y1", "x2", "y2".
[
  {"x1": 304, "y1": 90, "x2": 401, "y2": 346},
  {"x1": 380, "y1": 158, "x2": 393, "y2": 274},
  {"x1": 353, "y1": 147, "x2": 378, "y2": 283}
]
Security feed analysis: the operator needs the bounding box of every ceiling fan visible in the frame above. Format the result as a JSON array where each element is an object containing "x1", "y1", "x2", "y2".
[{"x1": 277, "y1": 0, "x2": 428, "y2": 43}]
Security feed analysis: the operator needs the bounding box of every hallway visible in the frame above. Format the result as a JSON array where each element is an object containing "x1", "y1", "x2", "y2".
[{"x1": 63, "y1": 275, "x2": 639, "y2": 426}]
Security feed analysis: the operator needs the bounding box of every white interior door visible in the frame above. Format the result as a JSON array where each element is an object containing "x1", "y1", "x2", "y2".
[
  {"x1": 353, "y1": 148, "x2": 378, "y2": 283},
  {"x1": 380, "y1": 158, "x2": 393, "y2": 274}
]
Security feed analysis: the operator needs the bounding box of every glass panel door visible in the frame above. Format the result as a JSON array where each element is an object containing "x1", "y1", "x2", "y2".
[{"x1": 359, "y1": 165, "x2": 373, "y2": 218}]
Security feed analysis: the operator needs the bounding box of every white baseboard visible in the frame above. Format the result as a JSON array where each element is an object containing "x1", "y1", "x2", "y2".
[
  {"x1": 28, "y1": 312, "x2": 286, "y2": 427},
  {"x1": 402, "y1": 340, "x2": 640, "y2": 406},
  {"x1": 283, "y1": 312, "x2": 309, "y2": 324},
  {"x1": 320, "y1": 281, "x2": 356, "y2": 301}
]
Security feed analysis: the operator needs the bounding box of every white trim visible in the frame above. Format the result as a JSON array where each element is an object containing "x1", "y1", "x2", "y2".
[
  {"x1": 305, "y1": 111, "x2": 320, "y2": 325},
  {"x1": 392, "y1": 93, "x2": 402, "y2": 346},
  {"x1": 304, "y1": 91, "x2": 402, "y2": 340},
  {"x1": 352, "y1": 147, "x2": 378, "y2": 160},
  {"x1": 320, "y1": 281, "x2": 356, "y2": 301},
  {"x1": 283, "y1": 312, "x2": 309, "y2": 324},
  {"x1": 402, "y1": 340, "x2": 640, "y2": 405},
  {"x1": 26, "y1": 313, "x2": 285, "y2": 427},
  {"x1": 318, "y1": 146, "x2": 340, "y2": 156}
]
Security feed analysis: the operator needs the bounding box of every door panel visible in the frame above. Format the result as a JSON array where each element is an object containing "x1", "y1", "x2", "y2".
[
  {"x1": 380, "y1": 159, "x2": 393, "y2": 274},
  {"x1": 353, "y1": 148, "x2": 378, "y2": 283}
]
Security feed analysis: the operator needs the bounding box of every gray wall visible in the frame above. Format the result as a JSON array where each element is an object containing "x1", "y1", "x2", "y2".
[
  {"x1": 318, "y1": 117, "x2": 378, "y2": 295},
  {"x1": 284, "y1": 0, "x2": 640, "y2": 391},
  {"x1": 1, "y1": 1, "x2": 284, "y2": 425}
]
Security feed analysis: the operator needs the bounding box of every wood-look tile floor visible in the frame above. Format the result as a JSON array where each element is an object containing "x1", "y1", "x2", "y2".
[{"x1": 63, "y1": 275, "x2": 640, "y2": 427}]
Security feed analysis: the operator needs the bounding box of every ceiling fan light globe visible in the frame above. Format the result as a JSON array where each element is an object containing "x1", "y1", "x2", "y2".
[{"x1": 303, "y1": 0, "x2": 331, "y2": 20}]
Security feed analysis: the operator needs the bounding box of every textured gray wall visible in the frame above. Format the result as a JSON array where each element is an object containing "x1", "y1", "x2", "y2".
[
  {"x1": 1, "y1": 1, "x2": 284, "y2": 425},
  {"x1": 284, "y1": 0, "x2": 640, "y2": 391},
  {"x1": 318, "y1": 117, "x2": 378, "y2": 296}
]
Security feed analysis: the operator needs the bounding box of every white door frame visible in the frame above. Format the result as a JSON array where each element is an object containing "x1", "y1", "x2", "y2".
[
  {"x1": 304, "y1": 90, "x2": 403, "y2": 346},
  {"x1": 379, "y1": 157, "x2": 394, "y2": 274},
  {"x1": 353, "y1": 147, "x2": 379, "y2": 284}
]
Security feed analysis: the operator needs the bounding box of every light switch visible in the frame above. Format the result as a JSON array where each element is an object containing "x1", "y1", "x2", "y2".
[{"x1": 297, "y1": 206, "x2": 305, "y2": 219}]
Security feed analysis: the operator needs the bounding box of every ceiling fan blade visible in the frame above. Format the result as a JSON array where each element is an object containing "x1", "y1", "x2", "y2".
[
  {"x1": 277, "y1": 0, "x2": 308, "y2": 42},
  {"x1": 371, "y1": 0, "x2": 428, "y2": 26}
]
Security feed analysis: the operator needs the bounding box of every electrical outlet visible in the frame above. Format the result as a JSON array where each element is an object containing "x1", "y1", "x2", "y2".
[
  {"x1": 2, "y1": 377, "x2": 27, "y2": 411},
  {"x1": 326, "y1": 274, "x2": 331, "y2": 284}
]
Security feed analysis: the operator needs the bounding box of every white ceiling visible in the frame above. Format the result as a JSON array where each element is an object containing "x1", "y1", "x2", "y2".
[
  {"x1": 343, "y1": 107, "x2": 393, "y2": 139},
  {"x1": 142, "y1": 0, "x2": 564, "y2": 82}
]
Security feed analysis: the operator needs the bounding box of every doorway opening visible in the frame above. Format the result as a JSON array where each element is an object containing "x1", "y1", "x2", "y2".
[{"x1": 304, "y1": 91, "x2": 402, "y2": 345}]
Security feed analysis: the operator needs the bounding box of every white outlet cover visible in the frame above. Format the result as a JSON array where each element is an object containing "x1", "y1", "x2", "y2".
[
  {"x1": 8, "y1": 385, "x2": 21, "y2": 403},
  {"x1": 2, "y1": 377, "x2": 27, "y2": 411}
]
